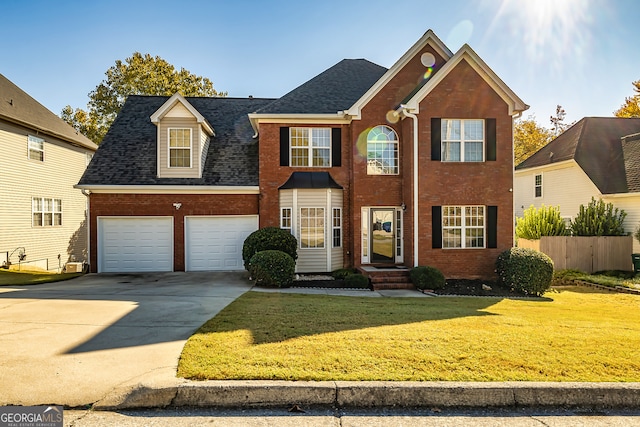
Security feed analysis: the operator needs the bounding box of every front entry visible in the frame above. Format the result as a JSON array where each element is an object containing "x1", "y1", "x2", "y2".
[{"x1": 371, "y1": 209, "x2": 395, "y2": 263}]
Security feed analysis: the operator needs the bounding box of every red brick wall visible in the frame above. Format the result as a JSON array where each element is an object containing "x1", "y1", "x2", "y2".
[{"x1": 88, "y1": 193, "x2": 258, "y2": 272}]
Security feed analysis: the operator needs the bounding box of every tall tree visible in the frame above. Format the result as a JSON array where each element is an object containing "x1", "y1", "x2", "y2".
[
  {"x1": 514, "y1": 115, "x2": 554, "y2": 165},
  {"x1": 614, "y1": 80, "x2": 640, "y2": 118},
  {"x1": 62, "y1": 52, "x2": 226, "y2": 144}
]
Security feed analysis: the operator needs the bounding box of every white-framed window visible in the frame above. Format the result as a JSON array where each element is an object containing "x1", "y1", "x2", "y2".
[
  {"x1": 441, "y1": 119, "x2": 484, "y2": 162},
  {"x1": 290, "y1": 128, "x2": 331, "y2": 167},
  {"x1": 535, "y1": 174, "x2": 543, "y2": 198},
  {"x1": 32, "y1": 197, "x2": 62, "y2": 227},
  {"x1": 367, "y1": 125, "x2": 399, "y2": 175},
  {"x1": 168, "y1": 128, "x2": 192, "y2": 168},
  {"x1": 281, "y1": 208, "x2": 292, "y2": 233},
  {"x1": 442, "y1": 206, "x2": 485, "y2": 248},
  {"x1": 332, "y1": 208, "x2": 342, "y2": 248},
  {"x1": 28, "y1": 135, "x2": 44, "y2": 161},
  {"x1": 300, "y1": 207, "x2": 325, "y2": 248}
]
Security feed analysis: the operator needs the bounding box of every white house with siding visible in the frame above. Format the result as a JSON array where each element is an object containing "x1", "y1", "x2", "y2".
[
  {"x1": 0, "y1": 73, "x2": 97, "y2": 271},
  {"x1": 514, "y1": 117, "x2": 640, "y2": 252}
]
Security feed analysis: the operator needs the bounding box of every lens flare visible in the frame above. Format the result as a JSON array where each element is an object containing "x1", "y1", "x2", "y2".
[{"x1": 386, "y1": 110, "x2": 400, "y2": 124}]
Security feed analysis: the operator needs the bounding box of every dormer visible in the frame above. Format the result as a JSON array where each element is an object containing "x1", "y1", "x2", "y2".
[{"x1": 150, "y1": 93, "x2": 215, "y2": 178}]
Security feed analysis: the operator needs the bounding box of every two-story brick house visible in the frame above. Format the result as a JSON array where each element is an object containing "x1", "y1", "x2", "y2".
[{"x1": 77, "y1": 30, "x2": 527, "y2": 279}]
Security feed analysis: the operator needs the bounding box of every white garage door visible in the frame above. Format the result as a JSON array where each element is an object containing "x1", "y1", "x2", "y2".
[
  {"x1": 98, "y1": 217, "x2": 173, "y2": 273},
  {"x1": 185, "y1": 216, "x2": 258, "y2": 271}
]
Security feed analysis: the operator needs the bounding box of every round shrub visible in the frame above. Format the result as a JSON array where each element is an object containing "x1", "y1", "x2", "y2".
[
  {"x1": 332, "y1": 268, "x2": 356, "y2": 280},
  {"x1": 243, "y1": 227, "x2": 298, "y2": 271},
  {"x1": 409, "y1": 266, "x2": 445, "y2": 290},
  {"x1": 248, "y1": 250, "x2": 295, "y2": 288},
  {"x1": 496, "y1": 247, "x2": 554, "y2": 296},
  {"x1": 344, "y1": 273, "x2": 370, "y2": 288}
]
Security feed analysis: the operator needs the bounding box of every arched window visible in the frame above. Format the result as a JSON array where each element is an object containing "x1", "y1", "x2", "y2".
[{"x1": 367, "y1": 125, "x2": 399, "y2": 175}]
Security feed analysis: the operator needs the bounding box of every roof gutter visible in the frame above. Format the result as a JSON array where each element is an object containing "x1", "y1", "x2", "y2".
[
  {"x1": 398, "y1": 104, "x2": 419, "y2": 267},
  {"x1": 74, "y1": 184, "x2": 260, "y2": 194}
]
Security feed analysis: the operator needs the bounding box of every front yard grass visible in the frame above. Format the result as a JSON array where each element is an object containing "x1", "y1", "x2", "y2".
[
  {"x1": 0, "y1": 270, "x2": 82, "y2": 286},
  {"x1": 178, "y1": 286, "x2": 640, "y2": 382}
]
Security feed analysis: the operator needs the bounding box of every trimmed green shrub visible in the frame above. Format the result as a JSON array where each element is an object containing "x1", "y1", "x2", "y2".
[
  {"x1": 515, "y1": 205, "x2": 568, "y2": 240},
  {"x1": 344, "y1": 273, "x2": 370, "y2": 288},
  {"x1": 248, "y1": 250, "x2": 295, "y2": 288},
  {"x1": 332, "y1": 268, "x2": 356, "y2": 280},
  {"x1": 496, "y1": 247, "x2": 554, "y2": 296},
  {"x1": 243, "y1": 227, "x2": 298, "y2": 271},
  {"x1": 570, "y1": 197, "x2": 627, "y2": 236},
  {"x1": 409, "y1": 266, "x2": 446, "y2": 290}
]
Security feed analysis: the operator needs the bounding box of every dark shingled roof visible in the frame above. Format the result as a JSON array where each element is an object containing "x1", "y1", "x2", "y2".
[
  {"x1": 256, "y1": 59, "x2": 387, "y2": 114},
  {"x1": 516, "y1": 117, "x2": 640, "y2": 194},
  {"x1": 279, "y1": 172, "x2": 343, "y2": 189},
  {"x1": 78, "y1": 95, "x2": 274, "y2": 186},
  {"x1": 0, "y1": 73, "x2": 97, "y2": 150},
  {"x1": 622, "y1": 133, "x2": 640, "y2": 192}
]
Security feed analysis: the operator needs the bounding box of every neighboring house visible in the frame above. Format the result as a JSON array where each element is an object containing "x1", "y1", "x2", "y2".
[
  {"x1": 0, "y1": 73, "x2": 98, "y2": 271},
  {"x1": 77, "y1": 30, "x2": 527, "y2": 279},
  {"x1": 514, "y1": 117, "x2": 640, "y2": 251}
]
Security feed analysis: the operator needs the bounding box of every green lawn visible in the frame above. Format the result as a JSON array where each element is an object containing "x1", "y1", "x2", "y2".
[
  {"x1": 0, "y1": 270, "x2": 82, "y2": 286},
  {"x1": 178, "y1": 286, "x2": 640, "y2": 382}
]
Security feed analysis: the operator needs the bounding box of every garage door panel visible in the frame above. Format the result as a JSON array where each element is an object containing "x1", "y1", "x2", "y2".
[
  {"x1": 185, "y1": 216, "x2": 257, "y2": 271},
  {"x1": 99, "y1": 218, "x2": 173, "y2": 273}
]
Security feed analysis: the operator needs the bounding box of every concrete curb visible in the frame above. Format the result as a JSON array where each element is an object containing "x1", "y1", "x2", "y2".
[{"x1": 93, "y1": 380, "x2": 640, "y2": 410}]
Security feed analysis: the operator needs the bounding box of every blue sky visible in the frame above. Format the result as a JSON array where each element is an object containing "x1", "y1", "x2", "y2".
[{"x1": 3, "y1": 0, "x2": 639, "y2": 126}]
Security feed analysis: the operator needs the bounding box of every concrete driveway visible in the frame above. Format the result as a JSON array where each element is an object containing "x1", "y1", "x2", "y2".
[{"x1": 0, "y1": 272, "x2": 252, "y2": 407}]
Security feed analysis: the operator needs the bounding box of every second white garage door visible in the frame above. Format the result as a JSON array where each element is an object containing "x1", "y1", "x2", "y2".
[{"x1": 185, "y1": 216, "x2": 258, "y2": 271}]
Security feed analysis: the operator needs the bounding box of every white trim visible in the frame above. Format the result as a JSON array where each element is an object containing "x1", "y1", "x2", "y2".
[
  {"x1": 534, "y1": 173, "x2": 543, "y2": 198},
  {"x1": 514, "y1": 159, "x2": 575, "y2": 174},
  {"x1": 74, "y1": 185, "x2": 260, "y2": 194},
  {"x1": 150, "y1": 92, "x2": 214, "y2": 136},
  {"x1": 347, "y1": 30, "x2": 453, "y2": 120},
  {"x1": 28, "y1": 135, "x2": 44, "y2": 161},
  {"x1": 289, "y1": 127, "x2": 332, "y2": 167},
  {"x1": 402, "y1": 45, "x2": 528, "y2": 116},
  {"x1": 248, "y1": 113, "x2": 350, "y2": 135}
]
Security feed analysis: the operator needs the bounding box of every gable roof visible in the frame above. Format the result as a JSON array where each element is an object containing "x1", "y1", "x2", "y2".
[
  {"x1": 78, "y1": 95, "x2": 274, "y2": 187},
  {"x1": 0, "y1": 73, "x2": 97, "y2": 150},
  {"x1": 347, "y1": 29, "x2": 453, "y2": 119},
  {"x1": 150, "y1": 92, "x2": 214, "y2": 136},
  {"x1": 400, "y1": 44, "x2": 528, "y2": 116},
  {"x1": 516, "y1": 117, "x2": 640, "y2": 194},
  {"x1": 255, "y1": 59, "x2": 387, "y2": 115}
]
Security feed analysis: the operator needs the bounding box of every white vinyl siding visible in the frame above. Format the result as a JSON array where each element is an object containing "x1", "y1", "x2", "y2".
[
  {"x1": 0, "y1": 121, "x2": 94, "y2": 270},
  {"x1": 514, "y1": 162, "x2": 601, "y2": 219}
]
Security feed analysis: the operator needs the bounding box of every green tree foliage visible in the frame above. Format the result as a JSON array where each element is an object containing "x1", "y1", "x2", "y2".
[
  {"x1": 614, "y1": 80, "x2": 640, "y2": 118},
  {"x1": 570, "y1": 197, "x2": 627, "y2": 236},
  {"x1": 61, "y1": 52, "x2": 226, "y2": 144},
  {"x1": 515, "y1": 205, "x2": 568, "y2": 240},
  {"x1": 513, "y1": 115, "x2": 554, "y2": 165}
]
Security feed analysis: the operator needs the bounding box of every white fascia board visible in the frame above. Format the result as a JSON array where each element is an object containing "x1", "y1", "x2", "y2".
[
  {"x1": 403, "y1": 44, "x2": 528, "y2": 116},
  {"x1": 514, "y1": 159, "x2": 575, "y2": 175},
  {"x1": 347, "y1": 29, "x2": 453, "y2": 120},
  {"x1": 150, "y1": 92, "x2": 215, "y2": 136},
  {"x1": 248, "y1": 113, "x2": 351, "y2": 134},
  {"x1": 603, "y1": 191, "x2": 640, "y2": 199},
  {"x1": 74, "y1": 185, "x2": 260, "y2": 194}
]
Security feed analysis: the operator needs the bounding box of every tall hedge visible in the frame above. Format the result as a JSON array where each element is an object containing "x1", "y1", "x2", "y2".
[
  {"x1": 570, "y1": 197, "x2": 626, "y2": 236},
  {"x1": 496, "y1": 247, "x2": 554, "y2": 296},
  {"x1": 515, "y1": 205, "x2": 568, "y2": 240},
  {"x1": 242, "y1": 227, "x2": 297, "y2": 271}
]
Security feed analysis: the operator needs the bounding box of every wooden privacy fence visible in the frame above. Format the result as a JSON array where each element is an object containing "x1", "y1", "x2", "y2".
[{"x1": 518, "y1": 236, "x2": 633, "y2": 273}]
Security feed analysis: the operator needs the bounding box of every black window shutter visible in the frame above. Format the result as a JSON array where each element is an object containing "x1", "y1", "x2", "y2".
[
  {"x1": 432, "y1": 206, "x2": 442, "y2": 249},
  {"x1": 332, "y1": 128, "x2": 341, "y2": 167},
  {"x1": 487, "y1": 206, "x2": 498, "y2": 248},
  {"x1": 431, "y1": 118, "x2": 441, "y2": 161},
  {"x1": 486, "y1": 119, "x2": 497, "y2": 161},
  {"x1": 280, "y1": 127, "x2": 289, "y2": 166}
]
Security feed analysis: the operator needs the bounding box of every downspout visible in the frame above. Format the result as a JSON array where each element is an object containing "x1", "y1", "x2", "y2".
[
  {"x1": 81, "y1": 189, "x2": 91, "y2": 272},
  {"x1": 399, "y1": 105, "x2": 419, "y2": 267}
]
